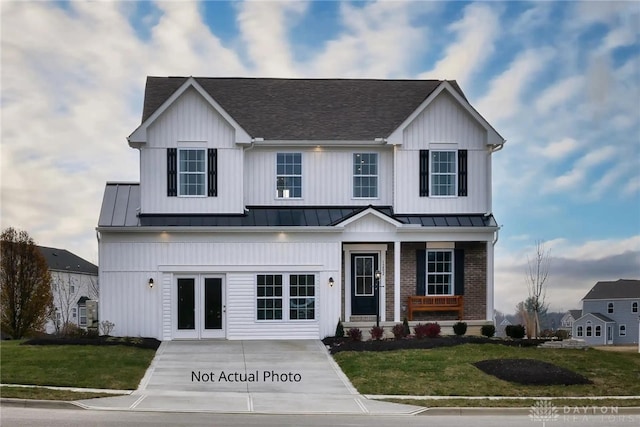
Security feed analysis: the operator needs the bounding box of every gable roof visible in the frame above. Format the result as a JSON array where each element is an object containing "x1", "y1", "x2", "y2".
[
  {"x1": 139, "y1": 77, "x2": 470, "y2": 141},
  {"x1": 582, "y1": 279, "x2": 640, "y2": 300},
  {"x1": 569, "y1": 310, "x2": 582, "y2": 320},
  {"x1": 38, "y1": 246, "x2": 98, "y2": 275},
  {"x1": 576, "y1": 312, "x2": 616, "y2": 323}
]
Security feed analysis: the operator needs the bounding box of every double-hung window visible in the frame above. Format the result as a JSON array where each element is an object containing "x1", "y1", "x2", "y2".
[
  {"x1": 256, "y1": 274, "x2": 316, "y2": 321},
  {"x1": 257, "y1": 275, "x2": 283, "y2": 320},
  {"x1": 289, "y1": 274, "x2": 315, "y2": 320},
  {"x1": 426, "y1": 250, "x2": 453, "y2": 295},
  {"x1": 430, "y1": 151, "x2": 457, "y2": 196},
  {"x1": 276, "y1": 153, "x2": 302, "y2": 198},
  {"x1": 179, "y1": 149, "x2": 206, "y2": 196},
  {"x1": 79, "y1": 306, "x2": 87, "y2": 326},
  {"x1": 353, "y1": 153, "x2": 378, "y2": 198}
]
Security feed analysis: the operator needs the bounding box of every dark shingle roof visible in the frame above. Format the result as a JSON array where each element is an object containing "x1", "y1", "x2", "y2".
[
  {"x1": 38, "y1": 246, "x2": 98, "y2": 275},
  {"x1": 98, "y1": 183, "x2": 497, "y2": 229},
  {"x1": 569, "y1": 310, "x2": 582, "y2": 320},
  {"x1": 141, "y1": 77, "x2": 467, "y2": 140},
  {"x1": 582, "y1": 279, "x2": 640, "y2": 300},
  {"x1": 579, "y1": 312, "x2": 616, "y2": 323}
]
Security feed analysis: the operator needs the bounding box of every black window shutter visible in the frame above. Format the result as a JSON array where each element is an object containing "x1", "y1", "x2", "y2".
[
  {"x1": 167, "y1": 148, "x2": 177, "y2": 197},
  {"x1": 458, "y1": 150, "x2": 467, "y2": 197},
  {"x1": 208, "y1": 148, "x2": 217, "y2": 197},
  {"x1": 416, "y1": 249, "x2": 426, "y2": 295},
  {"x1": 454, "y1": 249, "x2": 464, "y2": 295},
  {"x1": 419, "y1": 150, "x2": 429, "y2": 197}
]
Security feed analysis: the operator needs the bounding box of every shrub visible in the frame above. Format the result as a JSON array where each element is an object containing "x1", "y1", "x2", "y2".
[
  {"x1": 392, "y1": 323, "x2": 406, "y2": 340},
  {"x1": 481, "y1": 324, "x2": 496, "y2": 338},
  {"x1": 100, "y1": 320, "x2": 115, "y2": 336},
  {"x1": 540, "y1": 329, "x2": 555, "y2": 338},
  {"x1": 453, "y1": 321, "x2": 467, "y2": 336},
  {"x1": 555, "y1": 329, "x2": 569, "y2": 340},
  {"x1": 505, "y1": 324, "x2": 526, "y2": 339},
  {"x1": 335, "y1": 319, "x2": 344, "y2": 338},
  {"x1": 60, "y1": 322, "x2": 86, "y2": 337},
  {"x1": 369, "y1": 326, "x2": 384, "y2": 341},
  {"x1": 347, "y1": 327, "x2": 362, "y2": 342},
  {"x1": 414, "y1": 322, "x2": 440, "y2": 339},
  {"x1": 402, "y1": 317, "x2": 410, "y2": 336}
]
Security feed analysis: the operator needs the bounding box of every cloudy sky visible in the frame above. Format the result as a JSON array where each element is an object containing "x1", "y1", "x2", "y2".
[{"x1": 1, "y1": 1, "x2": 639, "y2": 314}]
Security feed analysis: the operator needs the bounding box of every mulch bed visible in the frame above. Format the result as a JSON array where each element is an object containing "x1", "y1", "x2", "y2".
[
  {"x1": 21, "y1": 336, "x2": 161, "y2": 350},
  {"x1": 474, "y1": 358, "x2": 593, "y2": 386}
]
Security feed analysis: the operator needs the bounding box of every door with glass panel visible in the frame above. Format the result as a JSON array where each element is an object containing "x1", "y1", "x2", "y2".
[
  {"x1": 175, "y1": 276, "x2": 225, "y2": 339},
  {"x1": 351, "y1": 254, "x2": 378, "y2": 315}
]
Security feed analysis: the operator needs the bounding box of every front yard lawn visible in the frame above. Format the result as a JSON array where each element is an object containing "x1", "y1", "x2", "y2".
[
  {"x1": 333, "y1": 343, "x2": 640, "y2": 397},
  {"x1": 0, "y1": 340, "x2": 156, "y2": 390}
]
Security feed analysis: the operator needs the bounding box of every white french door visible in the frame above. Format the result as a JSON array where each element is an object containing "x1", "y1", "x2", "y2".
[{"x1": 174, "y1": 275, "x2": 225, "y2": 339}]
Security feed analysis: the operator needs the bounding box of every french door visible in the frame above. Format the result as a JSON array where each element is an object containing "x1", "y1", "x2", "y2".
[{"x1": 175, "y1": 275, "x2": 225, "y2": 339}]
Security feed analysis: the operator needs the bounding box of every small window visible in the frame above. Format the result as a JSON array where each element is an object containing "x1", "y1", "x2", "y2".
[
  {"x1": 426, "y1": 250, "x2": 454, "y2": 295},
  {"x1": 257, "y1": 275, "x2": 283, "y2": 320},
  {"x1": 70, "y1": 285, "x2": 75, "y2": 294},
  {"x1": 576, "y1": 326, "x2": 583, "y2": 337},
  {"x1": 430, "y1": 151, "x2": 457, "y2": 196},
  {"x1": 633, "y1": 302, "x2": 638, "y2": 313},
  {"x1": 79, "y1": 306, "x2": 87, "y2": 326},
  {"x1": 178, "y1": 149, "x2": 206, "y2": 196},
  {"x1": 595, "y1": 325, "x2": 601, "y2": 337},
  {"x1": 607, "y1": 302, "x2": 614, "y2": 314},
  {"x1": 619, "y1": 325, "x2": 626, "y2": 336},
  {"x1": 353, "y1": 153, "x2": 378, "y2": 198},
  {"x1": 586, "y1": 325, "x2": 592, "y2": 337},
  {"x1": 72, "y1": 307, "x2": 77, "y2": 318},
  {"x1": 289, "y1": 275, "x2": 315, "y2": 320},
  {"x1": 276, "y1": 153, "x2": 302, "y2": 198}
]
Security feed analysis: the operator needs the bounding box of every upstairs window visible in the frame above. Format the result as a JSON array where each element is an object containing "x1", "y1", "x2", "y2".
[
  {"x1": 276, "y1": 153, "x2": 302, "y2": 198},
  {"x1": 353, "y1": 153, "x2": 378, "y2": 198},
  {"x1": 179, "y1": 149, "x2": 206, "y2": 196},
  {"x1": 633, "y1": 302, "x2": 638, "y2": 313},
  {"x1": 431, "y1": 151, "x2": 457, "y2": 196},
  {"x1": 607, "y1": 302, "x2": 614, "y2": 314},
  {"x1": 426, "y1": 250, "x2": 453, "y2": 295}
]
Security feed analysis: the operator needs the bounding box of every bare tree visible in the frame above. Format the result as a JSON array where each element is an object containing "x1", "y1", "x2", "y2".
[
  {"x1": 1, "y1": 227, "x2": 53, "y2": 338},
  {"x1": 525, "y1": 240, "x2": 552, "y2": 338},
  {"x1": 49, "y1": 271, "x2": 81, "y2": 333},
  {"x1": 88, "y1": 275, "x2": 99, "y2": 300}
]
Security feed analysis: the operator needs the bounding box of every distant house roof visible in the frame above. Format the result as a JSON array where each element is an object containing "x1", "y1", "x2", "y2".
[
  {"x1": 98, "y1": 183, "x2": 498, "y2": 229},
  {"x1": 38, "y1": 246, "x2": 98, "y2": 275},
  {"x1": 582, "y1": 279, "x2": 640, "y2": 300},
  {"x1": 141, "y1": 77, "x2": 469, "y2": 141},
  {"x1": 569, "y1": 310, "x2": 582, "y2": 320}
]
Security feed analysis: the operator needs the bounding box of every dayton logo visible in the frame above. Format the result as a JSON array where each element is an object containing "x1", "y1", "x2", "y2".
[{"x1": 529, "y1": 400, "x2": 559, "y2": 426}]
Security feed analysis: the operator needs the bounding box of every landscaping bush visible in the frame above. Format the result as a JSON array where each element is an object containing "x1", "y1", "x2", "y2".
[
  {"x1": 481, "y1": 324, "x2": 496, "y2": 338},
  {"x1": 60, "y1": 322, "x2": 86, "y2": 338},
  {"x1": 402, "y1": 317, "x2": 410, "y2": 336},
  {"x1": 414, "y1": 322, "x2": 440, "y2": 339},
  {"x1": 347, "y1": 327, "x2": 362, "y2": 342},
  {"x1": 505, "y1": 324, "x2": 526, "y2": 339},
  {"x1": 555, "y1": 329, "x2": 569, "y2": 340},
  {"x1": 369, "y1": 326, "x2": 384, "y2": 341},
  {"x1": 392, "y1": 323, "x2": 406, "y2": 340},
  {"x1": 453, "y1": 321, "x2": 467, "y2": 336},
  {"x1": 335, "y1": 319, "x2": 344, "y2": 338}
]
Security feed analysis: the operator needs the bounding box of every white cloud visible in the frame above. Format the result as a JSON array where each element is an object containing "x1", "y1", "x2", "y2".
[
  {"x1": 538, "y1": 137, "x2": 580, "y2": 159},
  {"x1": 419, "y1": 2, "x2": 500, "y2": 86},
  {"x1": 545, "y1": 146, "x2": 617, "y2": 193},
  {"x1": 534, "y1": 75, "x2": 584, "y2": 114}
]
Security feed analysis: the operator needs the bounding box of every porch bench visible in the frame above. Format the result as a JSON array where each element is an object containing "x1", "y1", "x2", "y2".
[{"x1": 407, "y1": 295, "x2": 464, "y2": 320}]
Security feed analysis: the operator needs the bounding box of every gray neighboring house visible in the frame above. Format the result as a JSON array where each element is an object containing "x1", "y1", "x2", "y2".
[
  {"x1": 38, "y1": 246, "x2": 99, "y2": 333},
  {"x1": 572, "y1": 279, "x2": 640, "y2": 346},
  {"x1": 560, "y1": 309, "x2": 582, "y2": 336}
]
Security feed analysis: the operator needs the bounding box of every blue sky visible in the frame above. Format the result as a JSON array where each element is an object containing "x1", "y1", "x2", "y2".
[{"x1": 1, "y1": 1, "x2": 639, "y2": 313}]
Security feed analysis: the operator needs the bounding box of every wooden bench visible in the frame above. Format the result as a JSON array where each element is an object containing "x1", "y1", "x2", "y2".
[{"x1": 407, "y1": 295, "x2": 464, "y2": 320}]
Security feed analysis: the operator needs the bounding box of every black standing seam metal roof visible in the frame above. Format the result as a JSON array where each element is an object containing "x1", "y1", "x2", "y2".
[
  {"x1": 38, "y1": 246, "x2": 98, "y2": 275},
  {"x1": 98, "y1": 183, "x2": 498, "y2": 228},
  {"x1": 141, "y1": 77, "x2": 468, "y2": 141}
]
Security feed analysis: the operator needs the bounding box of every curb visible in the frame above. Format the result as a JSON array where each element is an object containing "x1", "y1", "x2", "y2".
[
  {"x1": 418, "y1": 407, "x2": 640, "y2": 416},
  {"x1": 1, "y1": 398, "x2": 84, "y2": 410}
]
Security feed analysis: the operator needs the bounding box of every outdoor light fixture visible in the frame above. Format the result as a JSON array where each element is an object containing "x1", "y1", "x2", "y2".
[
  {"x1": 148, "y1": 278, "x2": 154, "y2": 288},
  {"x1": 328, "y1": 277, "x2": 335, "y2": 287},
  {"x1": 375, "y1": 270, "x2": 382, "y2": 280},
  {"x1": 374, "y1": 270, "x2": 382, "y2": 328}
]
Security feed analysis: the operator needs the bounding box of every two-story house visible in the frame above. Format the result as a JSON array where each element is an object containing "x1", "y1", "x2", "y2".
[
  {"x1": 572, "y1": 279, "x2": 640, "y2": 346},
  {"x1": 97, "y1": 77, "x2": 505, "y2": 340}
]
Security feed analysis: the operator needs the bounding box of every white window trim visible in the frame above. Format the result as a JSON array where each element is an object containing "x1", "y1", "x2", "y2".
[
  {"x1": 576, "y1": 325, "x2": 583, "y2": 337},
  {"x1": 178, "y1": 148, "x2": 207, "y2": 197},
  {"x1": 607, "y1": 302, "x2": 614, "y2": 313},
  {"x1": 632, "y1": 302, "x2": 638, "y2": 313},
  {"x1": 595, "y1": 325, "x2": 601, "y2": 337},
  {"x1": 256, "y1": 273, "x2": 317, "y2": 322},
  {"x1": 426, "y1": 249, "x2": 454, "y2": 296},
  {"x1": 79, "y1": 306, "x2": 87, "y2": 327},
  {"x1": 619, "y1": 324, "x2": 626, "y2": 336},
  {"x1": 275, "y1": 152, "x2": 303, "y2": 199},
  {"x1": 353, "y1": 152, "x2": 379, "y2": 199},
  {"x1": 430, "y1": 150, "x2": 458, "y2": 198},
  {"x1": 586, "y1": 320, "x2": 592, "y2": 337}
]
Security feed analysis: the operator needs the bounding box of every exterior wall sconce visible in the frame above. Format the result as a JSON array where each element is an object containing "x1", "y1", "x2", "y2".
[
  {"x1": 328, "y1": 277, "x2": 335, "y2": 287},
  {"x1": 374, "y1": 270, "x2": 382, "y2": 328},
  {"x1": 148, "y1": 278, "x2": 154, "y2": 288}
]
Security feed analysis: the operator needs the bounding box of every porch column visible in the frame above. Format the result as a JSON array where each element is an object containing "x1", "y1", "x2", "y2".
[
  {"x1": 486, "y1": 240, "x2": 494, "y2": 321},
  {"x1": 394, "y1": 240, "x2": 401, "y2": 322}
]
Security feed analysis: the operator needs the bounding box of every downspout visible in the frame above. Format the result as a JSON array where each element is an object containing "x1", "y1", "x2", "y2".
[{"x1": 243, "y1": 138, "x2": 260, "y2": 212}]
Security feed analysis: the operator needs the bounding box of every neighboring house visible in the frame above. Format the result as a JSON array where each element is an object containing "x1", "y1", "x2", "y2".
[
  {"x1": 38, "y1": 246, "x2": 99, "y2": 334},
  {"x1": 496, "y1": 318, "x2": 512, "y2": 338},
  {"x1": 573, "y1": 279, "x2": 640, "y2": 345},
  {"x1": 560, "y1": 309, "x2": 581, "y2": 336},
  {"x1": 97, "y1": 77, "x2": 505, "y2": 340}
]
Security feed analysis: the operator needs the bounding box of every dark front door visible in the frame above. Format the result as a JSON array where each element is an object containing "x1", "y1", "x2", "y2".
[{"x1": 351, "y1": 253, "x2": 378, "y2": 315}]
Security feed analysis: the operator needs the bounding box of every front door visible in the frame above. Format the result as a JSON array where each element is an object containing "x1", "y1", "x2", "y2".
[
  {"x1": 351, "y1": 254, "x2": 378, "y2": 315},
  {"x1": 176, "y1": 276, "x2": 225, "y2": 339},
  {"x1": 606, "y1": 325, "x2": 613, "y2": 345}
]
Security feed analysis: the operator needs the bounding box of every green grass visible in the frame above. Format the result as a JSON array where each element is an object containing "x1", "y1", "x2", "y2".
[
  {"x1": 0, "y1": 386, "x2": 119, "y2": 401},
  {"x1": 333, "y1": 344, "x2": 640, "y2": 397},
  {"x1": 0, "y1": 340, "x2": 156, "y2": 390},
  {"x1": 382, "y1": 398, "x2": 640, "y2": 408}
]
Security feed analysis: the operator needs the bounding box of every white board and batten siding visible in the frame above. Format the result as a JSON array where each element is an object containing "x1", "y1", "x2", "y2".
[
  {"x1": 244, "y1": 147, "x2": 393, "y2": 206},
  {"x1": 140, "y1": 87, "x2": 245, "y2": 214},
  {"x1": 395, "y1": 91, "x2": 491, "y2": 214},
  {"x1": 99, "y1": 232, "x2": 342, "y2": 340}
]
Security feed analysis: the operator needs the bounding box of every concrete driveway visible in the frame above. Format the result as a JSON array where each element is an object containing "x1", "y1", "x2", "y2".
[{"x1": 76, "y1": 340, "x2": 424, "y2": 415}]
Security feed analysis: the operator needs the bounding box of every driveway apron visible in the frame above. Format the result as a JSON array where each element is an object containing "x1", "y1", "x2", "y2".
[{"x1": 76, "y1": 340, "x2": 423, "y2": 415}]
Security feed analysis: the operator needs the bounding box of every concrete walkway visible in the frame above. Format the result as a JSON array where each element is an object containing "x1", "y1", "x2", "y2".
[{"x1": 74, "y1": 340, "x2": 424, "y2": 415}]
